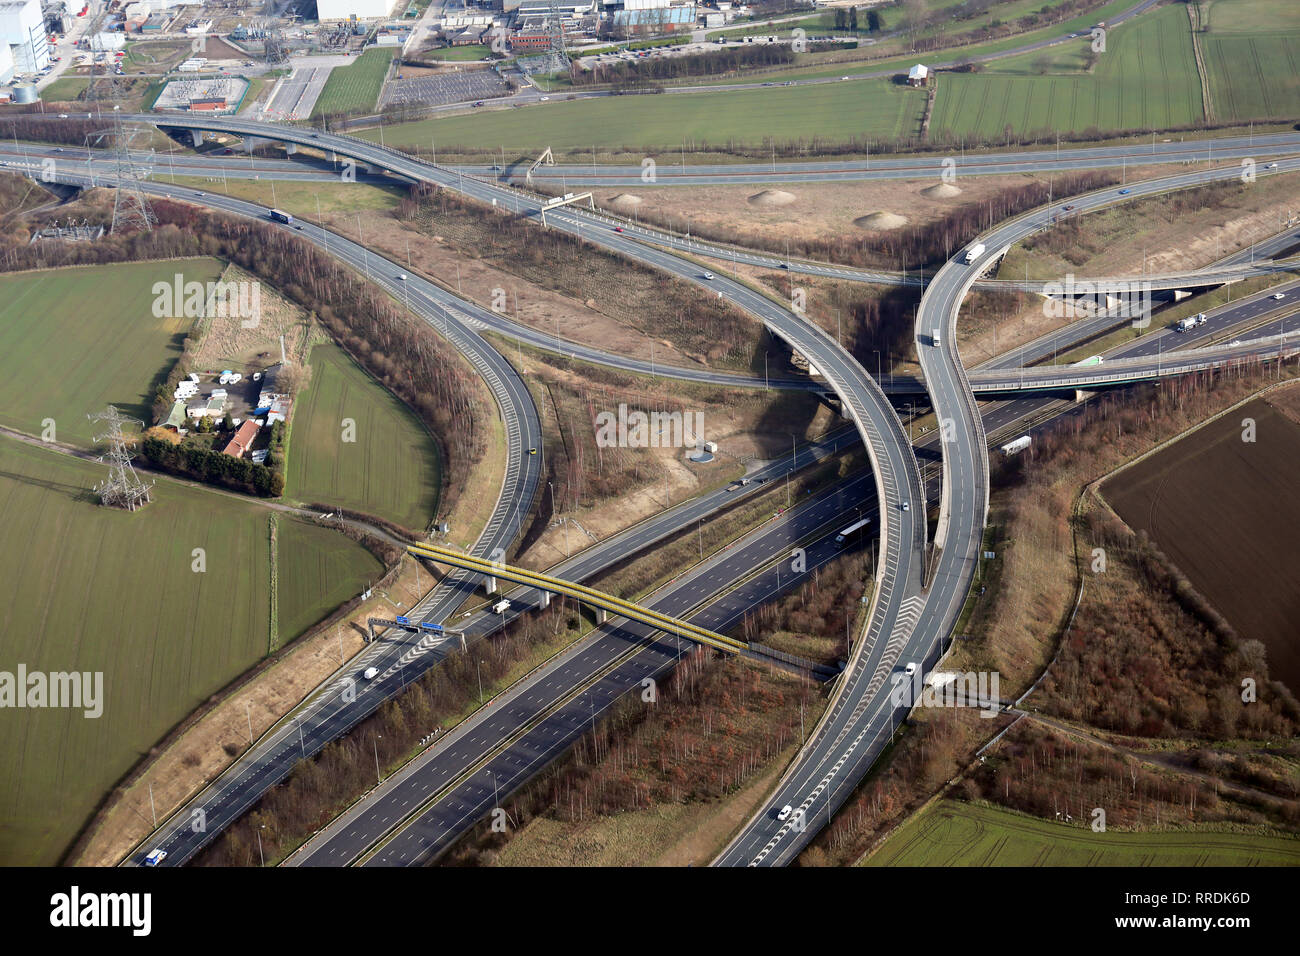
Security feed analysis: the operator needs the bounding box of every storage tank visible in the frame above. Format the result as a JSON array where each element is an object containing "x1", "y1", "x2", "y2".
[{"x1": 12, "y1": 83, "x2": 39, "y2": 104}]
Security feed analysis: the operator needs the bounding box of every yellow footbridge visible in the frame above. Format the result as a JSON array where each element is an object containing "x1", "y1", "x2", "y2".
[{"x1": 407, "y1": 543, "x2": 835, "y2": 677}]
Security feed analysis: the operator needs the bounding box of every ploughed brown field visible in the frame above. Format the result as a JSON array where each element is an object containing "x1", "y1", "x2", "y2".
[{"x1": 1104, "y1": 397, "x2": 1300, "y2": 694}]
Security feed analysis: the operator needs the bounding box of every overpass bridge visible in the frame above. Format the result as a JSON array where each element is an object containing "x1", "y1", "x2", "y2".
[{"x1": 407, "y1": 544, "x2": 838, "y2": 679}]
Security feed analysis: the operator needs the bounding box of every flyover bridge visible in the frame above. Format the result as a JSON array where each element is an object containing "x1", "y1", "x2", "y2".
[{"x1": 407, "y1": 544, "x2": 837, "y2": 678}]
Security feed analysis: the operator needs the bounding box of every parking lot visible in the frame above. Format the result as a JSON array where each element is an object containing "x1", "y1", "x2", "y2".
[{"x1": 380, "y1": 68, "x2": 508, "y2": 108}]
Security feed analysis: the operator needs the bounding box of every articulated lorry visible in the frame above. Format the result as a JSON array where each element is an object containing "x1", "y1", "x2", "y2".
[
  {"x1": 963, "y1": 242, "x2": 986, "y2": 264},
  {"x1": 1175, "y1": 313, "x2": 1207, "y2": 332}
]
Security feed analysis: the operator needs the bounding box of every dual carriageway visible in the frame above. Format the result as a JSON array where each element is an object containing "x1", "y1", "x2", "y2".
[{"x1": 27, "y1": 115, "x2": 1294, "y2": 866}]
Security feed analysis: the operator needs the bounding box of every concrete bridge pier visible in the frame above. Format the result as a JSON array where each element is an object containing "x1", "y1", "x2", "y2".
[
  {"x1": 536, "y1": 590, "x2": 550, "y2": 610},
  {"x1": 482, "y1": 575, "x2": 498, "y2": 595},
  {"x1": 187, "y1": 129, "x2": 204, "y2": 149},
  {"x1": 242, "y1": 136, "x2": 267, "y2": 153}
]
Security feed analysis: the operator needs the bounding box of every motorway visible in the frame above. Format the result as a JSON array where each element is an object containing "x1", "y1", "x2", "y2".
[
  {"x1": 23, "y1": 115, "x2": 1294, "y2": 865},
  {"x1": 123, "y1": 112, "x2": 939, "y2": 831},
  {"x1": 102, "y1": 182, "x2": 545, "y2": 866},
  {"x1": 712, "y1": 156, "x2": 1300, "y2": 866},
  {"x1": 8, "y1": 138, "x2": 1299, "y2": 296},
  {"x1": 294, "y1": 468, "x2": 885, "y2": 866},
  {"x1": 58, "y1": 113, "x2": 930, "y2": 867}
]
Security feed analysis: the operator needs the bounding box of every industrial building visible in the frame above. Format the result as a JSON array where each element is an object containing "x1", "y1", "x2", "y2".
[
  {"x1": 315, "y1": 0, "x2": 396, "y2": 20},
  {"x1": 0, "y1": 0, "x2": 51, "y2": 73}
]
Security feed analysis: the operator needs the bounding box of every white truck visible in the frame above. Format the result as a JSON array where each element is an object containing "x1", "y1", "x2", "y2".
[
  {"x1": 1176, "y1": 313, "x2": 1207, "y2": 332},
  {"x1": 932, "y1": 328, "x2": 942, "y2": 347},
  {"x1": 999, "y1": 434, "x2": 1032, "y2": 456},
  {"x1": 492, "y1": 599, "x2": 511, "y2": 614},
  {"x1": 963, "y1": 242, "x2": 986, "y2": 264}
]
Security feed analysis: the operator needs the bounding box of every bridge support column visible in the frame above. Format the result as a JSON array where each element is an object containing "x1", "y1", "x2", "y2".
[
  {"x1": 242, "y1": 136, "x2": 265, "y2": 154},
  {"x1": 483, "y1": 575, "x2": 497, "y2": 595},
  {"x1": 536, "y1": 590, "x2": 550, "y2": 609},
  {"x1": 593, "y1": 605, "x2": 607, "y2": 624},
  {"x1": 284, "y1": 142, "x2": 297, "y2": 156},
  {"x1": 188, "y1": 129, "x2": 204, "y2": 149},
  {"x1": 1075, "y1": 389, "x2": 1096, "y2": 403},
  {"x1": 456, "y1": 633, "x2": 467, "y2": 652}
]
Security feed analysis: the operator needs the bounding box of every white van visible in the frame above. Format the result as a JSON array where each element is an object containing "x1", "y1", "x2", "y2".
[{"x1": 363, "y1": 666, "x2": 379, "y2": 680}]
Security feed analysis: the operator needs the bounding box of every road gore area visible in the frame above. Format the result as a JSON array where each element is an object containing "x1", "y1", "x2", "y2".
[{"x1": 1104, "y1": 392, "x2": 1300, "y2": 694}]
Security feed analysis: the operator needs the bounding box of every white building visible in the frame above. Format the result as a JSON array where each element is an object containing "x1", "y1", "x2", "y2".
[
  {"x1": 0, "y1": 41, "x2": 13, "y2": 86},
  {"x1": 0, "y1": 0, "x2": 50, "y2": 73},
  {"x1": 314, "y1": 0, "x2": 395, "y2": 20},
  {"x1": 89, "y1": 32, "x2": 127, "y2": 51}
]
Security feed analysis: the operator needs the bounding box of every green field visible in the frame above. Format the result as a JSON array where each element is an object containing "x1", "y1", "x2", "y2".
[
  {"x1": 312, "y1": 48, "x2": 396, "y2": 117},
  {"x1": 688, "y1": 0, "x2": 1139, "y2": 87},
  {"x1": 373, "y1": 77, "x2": 926, "y2": 151},
  {"x1": 0, "y1": 259, "x2": 225, "y2": 448},
  {"x1": 929, "y1": 4, "x2": 1204, "y2": 139},
  {"x1": 863, "y1": 800, "x2": 1300, "y2": 866},
  {"x1": 285, "y1": 343, "x2": 441, "y2": 530},
  {"x1": 1201, "y1": 0, "x2": 1300, "y2": 121},
  {"x1": 0, "y1": 436, "x2": 381, "y2": 864},
  {"x1": 418, "y1": 44, "x2": 493, "y2": 62}
]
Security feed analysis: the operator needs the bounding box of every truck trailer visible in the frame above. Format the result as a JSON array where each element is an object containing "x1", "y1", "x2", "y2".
[
  {"x1": 999, "y1": 434, "x2": 1031, "y2": 456},
  {"x1": 963, "y1": 242, "x2": 986, "y2": 264}
]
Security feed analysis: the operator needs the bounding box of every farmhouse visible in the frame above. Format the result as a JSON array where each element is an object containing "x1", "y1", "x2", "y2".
[{"x1": 221, "y1": 419, "x2": 261, "y2": 458}]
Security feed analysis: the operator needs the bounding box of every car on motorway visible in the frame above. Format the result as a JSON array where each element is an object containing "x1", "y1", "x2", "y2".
[
  {"x1": 1228, "y1": 339, "x2": 1243, "y2": 347},
  {"x1": 703, "y1": 272, "x2": 715, "y2": 280},
  {"x1": 776, "y1": 805, "x2": 793, "y2": 821},
  {"x1": 529, "y1": 447, "x2": 537, "y2": 455},
  {"x1": 363, "y1": 666, "x2": 379, "y2": 680},
  {"x1": 780, "y1": 262, "x2": 789, "y2": 269},
  {"x1": 295, "y1": 225, "x2": 303, "y2": 230},
  {"x1": 904, "y1": 662, "x2": 918, "y2": 676},
  {"x1": 1118, "y1": 188, "x2": 1132, "y2": 195},
  {"x1": 1267, "y1": 162, "x2": 1279, "y2": 169},
  {"x1": 196, "y1": 191, "x2": 205, "y2": 196},
  {"x1": 1062, "y1": 203, "x2": 1076, "y2": 211},
  {"x1": 57, "y1": 112, "x2": 68, "y2": 119},
  {"x1": 473, "y1": 101, "x2": 484, "y2": 107},
  {"x1": 614, "y1": 226, "x2": 624, "y2": 232},
  {"x1": 840, "y1": 75, "x2": 850, "y2": 80},
  {"x1": 539, "y1": 95, "x2": 549, "y2": 101},
  {"x1": 396, "y1": 273, "x2": 407, "y2": 281},
  {"x1": 53, "y1": 147, "x2": 62, "y2": 152},
  {"x1": 901, "y1": 501, "x2": 910, "y2": 511},
  {"x1": 1272, "y1": 292, "x2": 1286, "y2": 299}
]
